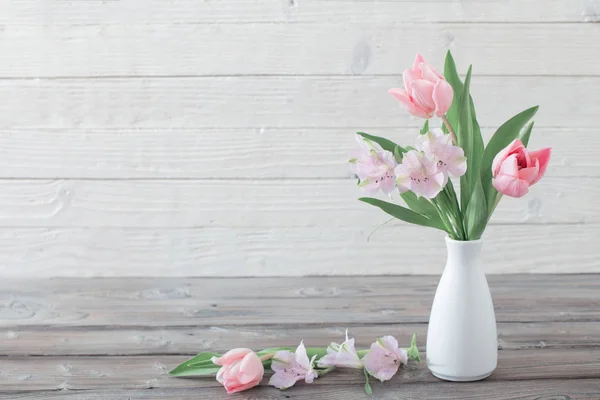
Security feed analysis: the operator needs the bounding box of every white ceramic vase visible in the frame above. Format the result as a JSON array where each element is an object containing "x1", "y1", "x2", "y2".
[{"x1": 426, "y1": 237, "x2": 498, "y2": 381}]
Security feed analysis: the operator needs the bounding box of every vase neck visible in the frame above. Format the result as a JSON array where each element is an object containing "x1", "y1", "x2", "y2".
[{"x1": 445, "y1": 237, "x2": 483, "y2": 271}]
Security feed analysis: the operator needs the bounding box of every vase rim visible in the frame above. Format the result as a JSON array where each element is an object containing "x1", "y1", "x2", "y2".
[{"x1": 445, "y1": 236, "x2": 483, "y2": 245}]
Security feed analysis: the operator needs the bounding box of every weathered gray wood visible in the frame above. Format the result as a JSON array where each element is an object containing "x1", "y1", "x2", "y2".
[
  {"x1": 0, "y1": 77, "x2": 598, "y2": 129},
  {"x1": 1, "y1": 0, "x2": 595, "y2": 25},
  {"x1": 3, "y1": 380, "x2": 600, "y2": 400},
  {"x1": 0, "y1": 177, "x2": 592, "y2": 227},
  {"x1": 0, "y1": 349, "x2": 599, "y2": 391},
  {"x1": 2, "y1": 321, "x2": 599, "y2": 356},
  {"x1": 2, "y1": 24, "x2": 600, "y2": 77},
  {"x1": 1, "y1": 275, "x2": 599, "y2": 327},
  {"x1": 0, "y1": 127, "x2": 592, "y2": 179},
  {"x1": 0, "y1": 225, "x2": 597, "y2": 277}
]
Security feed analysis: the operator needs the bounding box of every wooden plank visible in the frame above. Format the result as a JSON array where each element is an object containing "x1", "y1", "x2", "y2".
[
  {"x1": 0, "y1": 177, "x2": 591, "y2": 228},
  {"x1": 0, "y1": 127, "x2": 587, "y2": 179},
  {"x1": 2, "y1": 24, "x2": 600, "y2": 77},
  {"x1": 2, "y1": 321, "x2": 599, "y2": 356},
  {"x1": 0, "y1": 350, "x2": 599, "y2": 391},
  {"x1": 0, "y1": 77, "x2": 597, "y2": 129},
  {"x1": 0, "y1": 225, "x2": 596, "y2": 277},
  {"x1": 1, "y1": 275, "x2": 599, "y2": 327},
  {"x1": 3, "y1": 380, "x2": 600, "y2": 400},
  {"x1": 0, "y1": 0, "x2": 596, "y2": 25}
]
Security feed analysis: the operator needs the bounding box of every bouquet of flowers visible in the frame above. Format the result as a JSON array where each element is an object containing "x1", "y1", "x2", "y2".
[
  {"x1": 351, "y1": 51, "x2": 551, "y2": 240},
  {"x1": 170, "y1": 332, "x2": 420, "y2": 394}
]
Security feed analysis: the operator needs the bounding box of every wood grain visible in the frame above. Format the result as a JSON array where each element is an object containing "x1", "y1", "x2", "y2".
[
  {"x1": 2, "y1": 24, "x2": 599, "y2": 77},
  {"x1": 1, "y1": 349, "x2": 599, "y2": 391},
  {"x1": 0, "y1": 225, "x2": 596, "y2": 277},
  {"x1": 6, "y1": 381, "x2": 600, "y2": 400},
  {"x1": 1, "y1": 275, "x2": 598, "y2": 327},
  {"x1": 0, "y1": 76, "x2": 598, "y2": 129},
  {"x1": 0, "y1": 177, "x2": 592, "y2": 228},
  {"x1": 2, "y1": 321, "x2": 599, "y2": 356},
  {"x1": 0, "y1": 127, "x2": 591, "y2": 179},
  {"x1": 1, "y1": 0, "x2": 596, "y2": 25},
  {"x1": 3, "y1": 381, "x2": 600, "y2": 400}
]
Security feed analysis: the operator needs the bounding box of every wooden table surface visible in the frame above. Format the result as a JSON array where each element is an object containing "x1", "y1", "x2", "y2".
[{"x1": 1, "y1": 275, "x2": 599, "y2": 399}]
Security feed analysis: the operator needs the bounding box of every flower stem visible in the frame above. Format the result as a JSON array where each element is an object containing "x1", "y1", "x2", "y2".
[
  {"x1": 318, "y1": 366, "x2": 336, "y2": 377},
  {"x1": 441, "y1": 115, "x2": 458, "y2": 145},
  {"x1": 259, "y1": 353, "x2": 274, "y2": 362}
]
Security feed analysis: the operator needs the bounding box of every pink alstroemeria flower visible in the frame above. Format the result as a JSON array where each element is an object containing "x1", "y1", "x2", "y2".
[
  {"x1": 317, "y1": 330, "x2": 363, "y2": 369},
  {"x1": 492, "y1": 139, "x2": 551, "y2": 198},
  {"x1": 389, "y1": 53, "x2": 454, "y2": 119},
  {"x1": 416, "y1": 128, "x2": 467, "y2": 180},
  {"x1": 349, "y1": 134, "x2": 398, "y2": 195},
  {"x1": 211, "y1": 348, "x2": 264, "y2": 394},
  {"x1": 269, "y1": 341, "x2": 318, "y2": 390},
  {"x1": 395, "y1": 150, "x2": 446, "y2": 199},
  {"x1": 362, "y1": 336, "x2": 408, "y2": 382}
]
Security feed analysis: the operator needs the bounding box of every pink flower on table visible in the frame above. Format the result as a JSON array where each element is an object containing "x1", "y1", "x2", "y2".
[
  {"x1": 211, "y1": 348, "x2": 264, "y2": 394},
  {"x1": 349, "y1": 134, "x2": 398, "y2": 195},
  {"x1": 395, "y1": 150, "x2": 446, "y2": 199},
  {"x1": 389, "y1": 53, "x2": 454, "y2": 119},
  {"x1": 362, "y1": 336, "x2": 408, "y2": 382},
  {"x1": 492, "y1": 139, "x2": 551, "y2": 198},
  {"x1": 416, "y1": 128, "x2": 467, "y2": 179},
  {"x1": 269, "y1": 341, "x2": 319, "y2": 390},
  {"x1": 317, "y1": 330, "x2": 363, "y2": 369}
]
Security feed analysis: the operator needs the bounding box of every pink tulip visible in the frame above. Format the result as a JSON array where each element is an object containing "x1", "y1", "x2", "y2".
[
  {"x1": 389, "y1": 53, "x2": 454, "y2": 119},
  {"x1": 211, "y1": 348, "x2": 264, "y2": 394},
  {"x1": 492, "y1": 139, "x2": 551, "y2": 198}
]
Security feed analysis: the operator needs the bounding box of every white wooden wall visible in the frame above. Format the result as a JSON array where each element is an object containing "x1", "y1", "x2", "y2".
[{"x1": 0, "y1": 0, "x2": 598, "y2": 276}]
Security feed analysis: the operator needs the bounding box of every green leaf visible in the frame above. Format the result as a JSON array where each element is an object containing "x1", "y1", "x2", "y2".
[
  {"x1": 464, "y1": 179, "x2": 488, "y2": 240},
  {"x1": 519, "y1": 121, "x2": 535, "y2": 148},
  {"x1": 393, "y1": 145, "x2": 403, "y2": 163},
  {"x1": 363, "y1": 368, "x2": 373, "y2": 394},
  {"x1": 443, "y1": 51, "x2": 464, "y2": 135},
  {"x1": 400, "y1": 191, "x2": 444, "y2": 228},
  {"x1": 359, "y1": 197, "x2": 448, "y2": 232},
  {"x1": 356, "y1": 132, "x2": 406, "y2": 154},
  {"x1": 405, "y1": 333, "x2": 421, "y2": 363},
  {"x1": 420, "y1": 120, "x2": 429, "y2": 135},
  {"x1": 457, "y1": 65, "x2": 482, "y2": 212},
  {"x1": 169, "y1": 352, "x2": 222, "y2": 377},
  {"x1": 479, "y1": 106, "x2": 539, "y2": 210}
]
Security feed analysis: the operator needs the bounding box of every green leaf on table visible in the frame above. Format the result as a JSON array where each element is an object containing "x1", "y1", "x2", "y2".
[
  {"x1": 464, "y1": 179, "x2": 488, "y2": 240},
  {"x1": 363, "y1": 368, "x2": 373, "y2": 394},
  {"x1": 359, "y1": 197, "x2": 447, "y2": 232},
  {"x1": 457, "y1": 66, "x2": 484, "y2": 212},
  {"x1": 356, "y1": 132, "x2": 406, "y2": 155},
  {"x1": 420, "y1": 120, "x2": 429, "y2": 135},
  {"x1": 169, "y1": 352, "x2": 222, "y2": 377},
  {"x1": 394, "y1": 145, "x2": 403, "y2": 163},
  {"x1": 406, "y1": 333, "x2": 421, "y2": 363},
  {"x1": 479, "y1": 106, "x2": 539, "y2": 211}
]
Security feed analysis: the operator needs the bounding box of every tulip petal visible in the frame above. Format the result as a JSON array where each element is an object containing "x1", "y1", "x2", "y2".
[
  {"x1": 498, "y1": 154, "x2": 520, "y2": 177},
  {"x1": 238, "y1": 352, "x2": 264, "y2": 385},
  {"x1": 492, "y1": 139, "x2": 525, "y2": 176},
  {"x1": 432, "y1": 80, "x2": 454, "y2": 117},
  {"x1": 528, "y1": 147, "x2": 551, "y2": 185},
  {"x1": 389, "y1": 87, "x2": 431, "y2": 118},
  {"x1": 493, "y1": 175, "x2": 529, "y2": 198},
  {"x1": 518, "y1": 163, "x2": 540, "y2": 184},
  {"x1": 410, "y1": 80, "x2": 436, "y2": 114},
  {"x1": 403, "y1": 69, "x2": 421, "y2": 92},
  {"x1": 412, "y1": 53, "x2": 426, "y2": 71},
  {"x1": 212, "y1": 348, "x2": 253, "y2": 366}
]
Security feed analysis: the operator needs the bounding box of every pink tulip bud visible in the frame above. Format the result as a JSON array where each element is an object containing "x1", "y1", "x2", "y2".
[
  {"x1": 491, "y1": 139, "x2": 551, "y2": 198},
  {"x1": 389, "y1": 53, "x2": 454, "y2": 119},
  {"x1": 211, "y1": 348, "x2": 264, "y2": 394}
]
